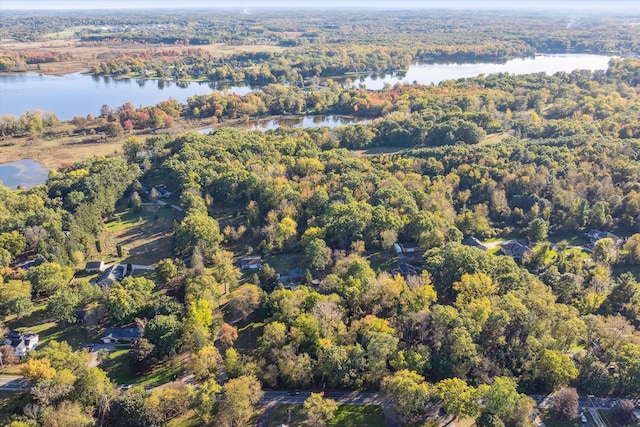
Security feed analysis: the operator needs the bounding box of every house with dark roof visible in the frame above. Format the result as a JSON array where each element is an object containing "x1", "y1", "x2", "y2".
[
  {"x1": 500, "y1": 240, "x2": 532, "y2": 261},
  {"x1": 100, "y1": 327, "x2": 142, "y2": 344},
  {"x1": 85, "y1": 261, "x2": 105, "y2": 273},
  {"x1": 587, "y1": 230, "x2": 624, "y2": 246},
  {"x1": 462, "y1": 236, "x2": 488, "y2": 251},
  {"x1": 4, "y1": 331, "x2": 39, "y2": 357},
  {"x1": 237, "y1": 256, "x2": 262, "y2": 270},
  {"x1": 97, "y1": 264, "x2": 126, "y2": 286}
]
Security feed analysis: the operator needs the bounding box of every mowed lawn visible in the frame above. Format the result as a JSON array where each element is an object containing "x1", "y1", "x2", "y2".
[
  {"x1": 102, "y1": 348, "x2": 185, "y2": 387},
  {"x1": 106, "y1": 204, "x2": 177, "y2": 265},
  {"x1": 268, "y1": 403, "x2": 385, "y2": 427},
  {"x1": 5, "y1": 304, "x2": 88, "y2": 351}
]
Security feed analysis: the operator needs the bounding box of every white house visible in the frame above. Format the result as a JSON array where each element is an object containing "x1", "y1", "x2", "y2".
[
  {"x1": 393, "y1": 242, "x2": 421, "y2": 255},
  {"x1": 4, "y1": 331, "x2": 39, "y2": 357}
]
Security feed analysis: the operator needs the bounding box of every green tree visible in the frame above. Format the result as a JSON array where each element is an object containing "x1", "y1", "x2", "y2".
[
  {"x1": 534, "y1": 349, "x2": 579, "y2": 392},
  {"x1": 304, "y1": 238, "x2": 332, "y2": 271},
  {"x1": 217, "y1": 375, "x2": 263, "y2": 427},
  {"x1": 228, "y1": 284, "x2": 263, "y2": 320},
  {"x1": 188, "y1": 379, "x2": 221, "y2": 425},
  {"x1": 381, "y1": 370, "x2": 432, "y2": 422},
  {"x1": 25, "y1": 262, "x2": 73, "y2": 297},
  {"x1": 144, "y1": 315, "x2": 183, "y2": 357},
  {"x1": 480, "y1": 377, "x2": 523, "y2": 420},
  {"x1": 614, "y1": 343, "x2": 640, "y2": 395},
  {"x1": 31, "y1": 340, "x2": 88, "y2": 375},
  {"x1": 108, "y1": 387, "x2": 163, "y2": 427},
  {"x1": 302, "y1": 393, "x2": 339, "y2": 427},
  {"x1": 0, "y1": 231, "x2": 26, "y2": 257},
  {"x1": 74, "y1": 367, "x2": 114, "y2": 408},
  {"x1": 175, "y1": 212, "x2": 223, "y2": 258},
  {"x1": 47, "y1": 288, "x2": 81, "y2": 324},
  {"x1": 592, "y1": 237, "x2": 618, "y2": 265},
  {"x1": 156, "y1": 258, "x2": 179, "y2": 284},
  {"x1": 527, "y1": 218, "x2": 548, "y2": 242},
  {"x1": 224, "y1": 348, "x2": 244, "y2": 379},
  {"x1": 0, "y1": 280, "x2": 33, "y2": 318},
  {"x1": 190, "y1": 345, "x2": 220, "y2": 381},
  {"x1": 122, "y1": 136, "x2": 142, "y2": 163},
  {"x1": 434, "y1": 377, "x2": 481, "y2": 419}
]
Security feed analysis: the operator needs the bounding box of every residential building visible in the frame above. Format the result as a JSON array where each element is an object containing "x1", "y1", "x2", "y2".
[
  {"x1": 393, "y1": 242, "x2": 421, "y2": 255},
  {"x1": 587, "y1": 230, "x2": 624, "y2": 246},
  {"x1": 500, "y1": 240, "x2": 532, "y2": 260},
  {"x1": 4, "y1": 331, "x2": 39, "y2": 357},
  {"x1": 85, "y1": 261, "x2": 105, "y2": 273},
  {"x1": 462, "y1": 236, "x2": 488, "y2": 251},
  {"x1": 237, "y1": 256, "x2": 262, "y2": 270},
  {"x1": 100, "y1": 327, "x2": 142, "y2": 344}
]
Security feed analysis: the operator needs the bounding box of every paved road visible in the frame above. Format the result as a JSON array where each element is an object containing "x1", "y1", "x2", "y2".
[
  {"x1": 531, "y1": 395, "x2": 624, "y2": 410},
  {"x1": 0, "y1": 376, "x2": 30, "y2": 391}
]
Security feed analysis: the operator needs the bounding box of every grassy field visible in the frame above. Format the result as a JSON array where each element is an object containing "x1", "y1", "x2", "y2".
[
  {"x1": 167, "y1": 410, "x2": 199, "y2": 427},
  {"x1": 262, "y1": 252, "x2": 306, "y2": 278},
  {"x1": 5, "y1": 303, "x2": 89, "y2": 350},
  {"x1": 367, "y1": 250, "x2": 398, "y2": 273},
  {"x1": 268, "y1": 403, "x2": 385, "y2": 427},
  {"x1": 102, "y1": 348, "x2": 184, "y2": 387},
  {"x1": 548, "y1": 232, "x2": 590, "y2": 247},
  {"x1": 106, "y1": 204, "x2": 176, "y2": 265},
  {"x1": 232, "y1": 310, "x2": 267, "y2": 352}
]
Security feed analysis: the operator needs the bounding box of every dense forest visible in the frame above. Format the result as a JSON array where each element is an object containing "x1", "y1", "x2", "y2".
[
  {"x1": 1, "y1": 9, "x2": 639, "y2": 78},
  {"x1": 1, "y1": 6, "x2": 640, "y2": 427}
]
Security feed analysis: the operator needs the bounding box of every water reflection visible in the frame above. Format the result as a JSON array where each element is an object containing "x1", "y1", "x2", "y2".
[
  {"x1": 0, "y1": 159, "x2": 50, "y2": 190},
  {"x1": 0, "y1": 54, "x2": 613, "y2": 120},
  {"x1": 198, "y1": 115, "x2": 371, "y2": 134}
]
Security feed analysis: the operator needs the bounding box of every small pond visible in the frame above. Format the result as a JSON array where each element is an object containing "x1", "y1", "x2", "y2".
[
  {"x1": 198, "y1": 114, "x2": 371, "y2": 134},
  {"x1": 0, "y1": 158, "x2": 50, "y2": 190}
]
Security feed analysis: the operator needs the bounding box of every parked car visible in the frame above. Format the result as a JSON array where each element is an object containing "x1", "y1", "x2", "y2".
[{"x1": 581, "y1": 413, "x2": 588, "y2": 424}]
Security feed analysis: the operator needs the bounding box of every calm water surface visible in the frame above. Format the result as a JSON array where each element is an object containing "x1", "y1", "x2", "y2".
[
  {"x1": 348, "y1": 53, "x2": 613, "y2": 89},
  {"x1": 0, "y1": 159, "x2": 49, "y2": 190},
  {"x1": 199, "y1": 115, "x2": 371, "y2": 133},
  {"x1": 0, "y1": 54, "x2": 613, "y2": 120},
  {"x1": 0, "y1": 74, "x2": 253, "y2": 120}
]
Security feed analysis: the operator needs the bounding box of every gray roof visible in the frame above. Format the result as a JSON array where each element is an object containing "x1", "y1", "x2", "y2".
[
  {"x1": 86, "y1": 261, "x2": 103, "y2": 267},
  {"x1": 462, "y1": 236, "x2": 488, "y2": 250},
  {"x1": 101, "y1": 327, "x2": 142, "y2": 341}
]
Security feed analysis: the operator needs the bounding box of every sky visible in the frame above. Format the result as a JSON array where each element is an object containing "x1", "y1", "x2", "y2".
[{"x1": 1, "y1": 0, "x2": 639, "y2": 11}]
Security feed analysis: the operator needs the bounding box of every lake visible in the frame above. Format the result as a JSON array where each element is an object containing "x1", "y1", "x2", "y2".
[
  {"x1": 0, "y1": 74, "x2": 254, "y2": 121},
  {"x1": 0, "y1": 53, "x2": 613, "y2": 120},
  {"x1": 199, "y1": 115, "x2": 371, "y2": 134},
  {"x1": 0, "y1": 159, "x2": 50, "y2": 190},
  {"x1": 348, "y1": 53, "x2": 613, "y2": 90}
]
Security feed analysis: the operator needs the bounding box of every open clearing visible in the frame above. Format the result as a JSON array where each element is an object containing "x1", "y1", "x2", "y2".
[
  {"x1": 102, "y1": 347, "x2": 184, "y2": 386},
  {"x1": 0, "y1": 39, "x2": 287, "y2": 75},
  {"x1": 106, "y1": 204, "x2": 176, "y2": 266},
  {"x1": 5, "y1": 303, "x2": 88, "y2": 351}
]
